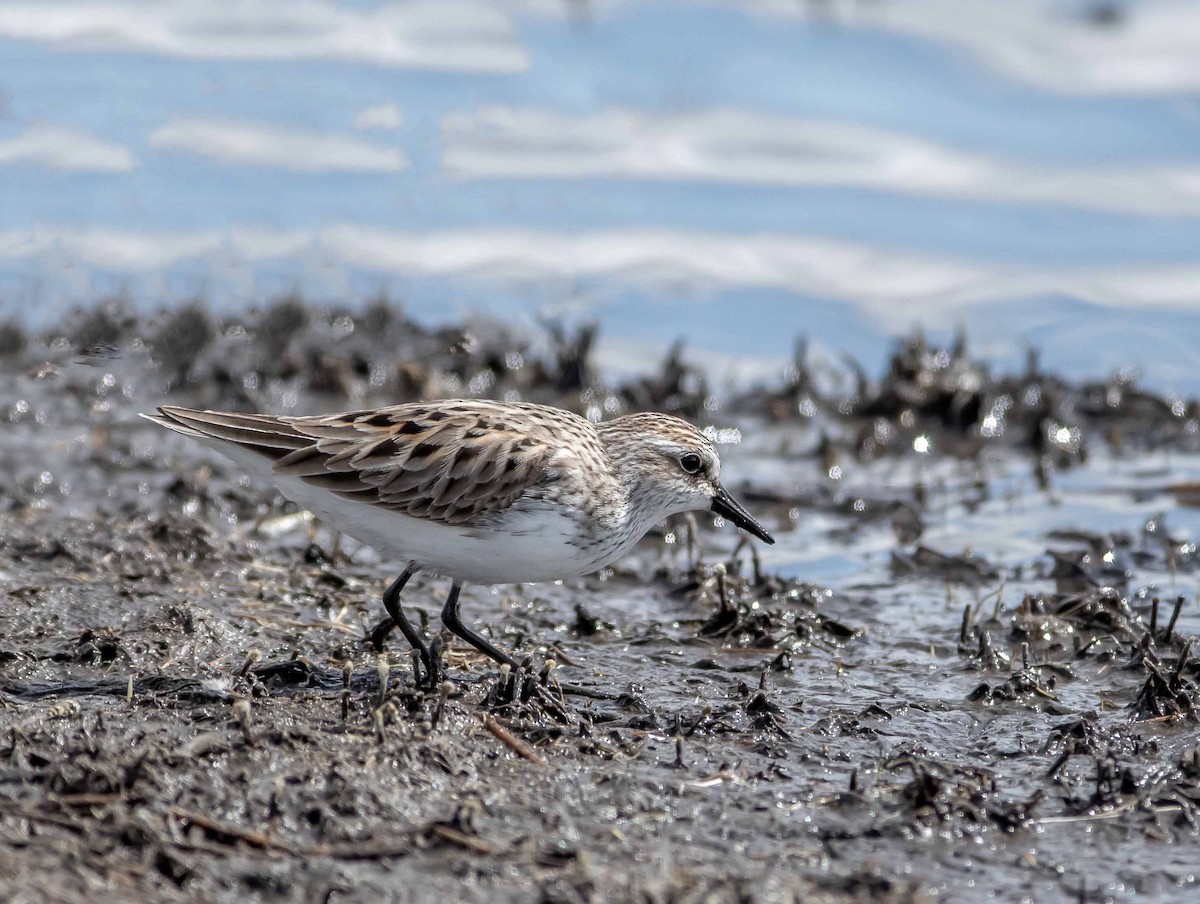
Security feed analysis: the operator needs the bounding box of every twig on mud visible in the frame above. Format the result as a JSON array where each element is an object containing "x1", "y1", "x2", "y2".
[
  {"x1": 0, "y1": 799, "x2": 89, "y2": 833},
  {"x1": 556, "y1": 681, "x2": 618, "y2": 700},
  {"x1": 231, "y1": 610, "x2": 362, "y2": 637},
  {"x1": 527, "y1": 681, "x2": 574, "y2": 724},
  {"x1": 427, "y1": 824, "x2": 493, "y2": 854},
  {"x1": 483, "y1": 715, "x2": 546, "y2": 765},
  {"x1": 686, "y1": 767, "x2": 741, "y2": 789},
  {"x1": 1037, "y1": 801, "x2": 1185, "y2": 825},
  {"x1": 1131, "y1": 713, "x2": 1185, "y2": 725},
  {"x1": 167, "y1": 805, "x2": 297, "y2": 854},
  {"x1": 548, "y1": 644, "x2": 580, "y2": 667}
]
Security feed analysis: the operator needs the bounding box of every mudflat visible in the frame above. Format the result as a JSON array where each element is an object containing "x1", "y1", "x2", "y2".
[{"x1": 2, "y1": 302, "x2": 1198, "y2": 903}]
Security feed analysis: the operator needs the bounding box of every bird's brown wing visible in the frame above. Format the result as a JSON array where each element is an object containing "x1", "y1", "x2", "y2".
[{"x1": 146, "y1": 402, "x2": 571, "y2": 526}]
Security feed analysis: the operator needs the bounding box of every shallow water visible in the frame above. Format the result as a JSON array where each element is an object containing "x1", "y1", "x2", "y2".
[{"x1": 3, "y1": 1, "x2": 1200, "y2": 391}]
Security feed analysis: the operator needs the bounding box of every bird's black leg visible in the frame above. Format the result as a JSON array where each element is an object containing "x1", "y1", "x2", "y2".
[
  {"x1": 440, "y1": 582, "x2": 517, "y2": 668},
  {"x1": 440, "y1": 584, "x2": 580, "y2": 724},
  {"x1": 379, "y1": 564, "x2": 433, "y2": 686}
]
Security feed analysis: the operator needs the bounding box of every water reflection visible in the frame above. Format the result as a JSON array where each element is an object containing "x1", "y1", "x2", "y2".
[{"x1": 0, "y1": 0, "x2": 1198, "y2": 390}]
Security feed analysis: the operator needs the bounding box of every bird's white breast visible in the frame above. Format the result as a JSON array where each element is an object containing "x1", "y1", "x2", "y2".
[{"x1": 273, "y1": 473, "x2": 618, "y2": 584}]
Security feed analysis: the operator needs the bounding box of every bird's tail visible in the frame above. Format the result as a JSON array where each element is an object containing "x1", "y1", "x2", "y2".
[{"x1": 140, "y1": 406, "x2": 311, "y2": 462}]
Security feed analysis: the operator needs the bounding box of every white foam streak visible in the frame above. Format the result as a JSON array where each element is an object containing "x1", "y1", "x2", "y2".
[
  {"x1": 150, "y1": 118, "x2": 407, "y2": 172},
  {"x1": 3, "y1": 225, "x2": 1200, "y2": 328},
  {"x1": 354, "y1": 104, "x2": 404, "y2": 131},
  {"x1": 0, "y1": 124, "x2": 137, "y2": 172},
  {"x1": 443, "y1": 106, "x2": 1200, "y2": 217},
  {"x1": 0, "y1": 0, "x2": 528, "y2": 72}
]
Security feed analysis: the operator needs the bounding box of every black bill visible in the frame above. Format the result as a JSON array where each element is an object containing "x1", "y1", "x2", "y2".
[{"x1": 710, "y1": 485, "x2": 775, "y2": 545}]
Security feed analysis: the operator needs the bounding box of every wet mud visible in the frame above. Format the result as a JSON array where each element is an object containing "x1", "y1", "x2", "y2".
[{"x1": 2, "y1": 302, "x2": 1199, "y2": 902}]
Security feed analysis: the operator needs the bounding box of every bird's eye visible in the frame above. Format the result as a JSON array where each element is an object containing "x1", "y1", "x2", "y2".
[{"x1": 680, "y1": 452, "x2": 703, "y2": 474}]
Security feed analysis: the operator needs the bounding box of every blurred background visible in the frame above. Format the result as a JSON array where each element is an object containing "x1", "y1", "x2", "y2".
[{"x1": 1, "y1": 0, "x2": 1199, "y2": 389}]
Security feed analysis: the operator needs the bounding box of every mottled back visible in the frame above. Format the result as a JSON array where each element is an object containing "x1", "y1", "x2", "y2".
[{"x1": 148, "y1": 400, "x2": 602, "y2": 526}]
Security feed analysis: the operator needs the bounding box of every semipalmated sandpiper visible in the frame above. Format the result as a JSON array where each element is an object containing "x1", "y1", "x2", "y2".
[{"x1": 144, "y1": 400, "x2": 773, "y2": 685}]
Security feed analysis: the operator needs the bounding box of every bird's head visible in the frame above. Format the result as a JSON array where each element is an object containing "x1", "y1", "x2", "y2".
[{"x1": 597, "y1": 413, "x2": 774, "y2": 545}]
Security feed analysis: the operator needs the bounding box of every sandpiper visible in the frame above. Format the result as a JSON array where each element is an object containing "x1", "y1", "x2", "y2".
[{"x1": 144, "y1": 400, "x2": 774, "y2": 685}]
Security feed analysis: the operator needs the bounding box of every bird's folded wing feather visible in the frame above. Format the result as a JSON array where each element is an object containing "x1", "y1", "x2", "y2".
[{"x1": 148, "y1": 404, "x2": 557, "y2": 526}]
